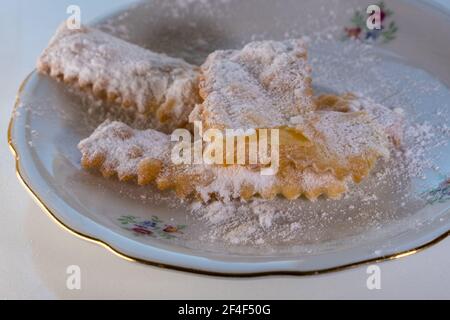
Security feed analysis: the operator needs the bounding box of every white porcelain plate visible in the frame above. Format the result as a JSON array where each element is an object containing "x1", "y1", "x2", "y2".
[{"x1": 8, "y1": 0, "x2": 450, "y2": 276}]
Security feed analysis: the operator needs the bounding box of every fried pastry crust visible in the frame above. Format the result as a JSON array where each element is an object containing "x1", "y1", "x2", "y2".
[
  {"x1": 37, "y1": 23, "x2": 201, "y2": 132},
  {"x1": 314, "y1": 93, "x2": 404, "y2": 146},
  {"x1": 287, "y1": 110, "x2": 391, "y2": 182},
  {"x1": 191, "y1": 39, "x2": 315, "y2": 131},
  {"x1": 78, "y1": 120, "x2": 349, "y2": 201}
]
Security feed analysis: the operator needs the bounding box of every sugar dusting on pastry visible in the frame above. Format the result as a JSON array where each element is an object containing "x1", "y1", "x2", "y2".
[
  {"x1": 37, "y1": 23, "x2": 200, "y2": 132},
  {"x1": 195, "y1": 39, "x2": 315, "y2": 131},
  {"x1": 78, "y1": 120, "x2": 352, "y2": 201}
]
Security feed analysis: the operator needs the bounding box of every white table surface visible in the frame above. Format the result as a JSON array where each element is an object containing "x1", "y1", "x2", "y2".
[{"x1": 1, "y1": 0, "x2": 450, "y2": 299}]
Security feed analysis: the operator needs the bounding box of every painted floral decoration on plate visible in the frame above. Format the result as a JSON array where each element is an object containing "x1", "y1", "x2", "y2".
[
  {"x1": 343, "y1": 1, "x2": 398, "y2": 43},
  {"x1": 118, "y1": 215, "x2": 186, "y2": 240},
  {"x1": 422, "y1": 178, "x2": 450, "y2": 205}
]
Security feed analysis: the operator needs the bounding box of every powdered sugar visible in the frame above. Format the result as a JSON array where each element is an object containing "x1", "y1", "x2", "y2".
[
  {"x1": 78, "y1": 120, "x2": 171, "y2": 178},
  {"x1": 195, "y1": 166, "x2": 277, "y2": 201},
  {"x1": 37, "y1": 23, "x2": 200, "y2": 132},
  {"x1": 78, "y1": 119, "x2": 355, "y2": 202},
  {"x1": 195, "y1": 39, "x2": 314, "y2": 130},
  {"x1": 292, "y1": 110, "x2": 390, "y2": 165}
]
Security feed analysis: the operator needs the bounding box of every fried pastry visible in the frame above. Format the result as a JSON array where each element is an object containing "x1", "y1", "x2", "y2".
[
  {"x1": 37, "y1": 23, "x2": 201, "y2": 132},
  {"x1": 59, "y1": 28, "x2": 402, "y2": 202},
  {"x1": 78, "y1": 120, "x2": 171, "y2": 183},
  {"x1": 196, "y1": 109, "x2": 391, "y2": 184},
  {"x1": 78, "y1": 120, "x2": 349, "y2": 201},
  {"x1": 286, "y1": 110, "x2": 391, "y2": 182},
  {"x1": 314, "y1": 93, "x2": 404, "y2": 146},
  {"x1": 191, "y1": 39, "x2": 315, "y2": 131}
]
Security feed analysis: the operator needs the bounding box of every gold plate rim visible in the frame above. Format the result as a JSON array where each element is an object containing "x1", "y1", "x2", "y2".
[{"x1": 6, "y1": 71, "x2": 450, "y2": 278}]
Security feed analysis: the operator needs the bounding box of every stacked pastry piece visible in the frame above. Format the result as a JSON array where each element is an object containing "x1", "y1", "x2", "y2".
[
  {"x1": 38, "y1": 24, "x2": 200, "y2": 132},
  {"x1": 37, "y1": 24, "x2": 403, "y2": 202}
]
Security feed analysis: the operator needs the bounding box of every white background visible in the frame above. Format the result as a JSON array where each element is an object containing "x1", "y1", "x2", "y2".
[{"x1": 1, "y1": 0, "x2": 449, "y2": 299}]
